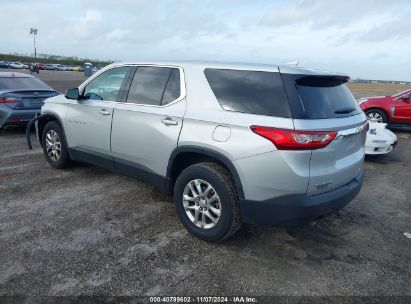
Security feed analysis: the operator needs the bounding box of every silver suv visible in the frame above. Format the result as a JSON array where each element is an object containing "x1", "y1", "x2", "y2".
[{"x1": 27, "y1": 61, "x2": 368, "y2": 241}]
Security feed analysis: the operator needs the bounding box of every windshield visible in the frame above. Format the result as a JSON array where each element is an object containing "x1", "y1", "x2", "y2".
[
  {"x1": 0, "y1": 77, "x2": 51, "y2": 90},
  {"x1": 391, "y1": 89, "x2": 411, "y2": 97}
]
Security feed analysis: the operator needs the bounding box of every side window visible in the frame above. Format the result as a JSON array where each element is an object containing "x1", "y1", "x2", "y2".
[
  {"x1": 126, "y1": 66, "x2": 181, "y2": 105},
  {"x1": 162, "y1": 69, "x2": 181, "y2": 105},
  {"x1": 82, "y1": 66, "x2": 130, "y2": 101},
  {"x1": 204, "y1": 68, "x2": 291, "y2": 118}
]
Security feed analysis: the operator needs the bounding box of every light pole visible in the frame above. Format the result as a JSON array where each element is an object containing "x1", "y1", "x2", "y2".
[{"x1": 30, "y1": 28, "x2": 38, "y2": 58}]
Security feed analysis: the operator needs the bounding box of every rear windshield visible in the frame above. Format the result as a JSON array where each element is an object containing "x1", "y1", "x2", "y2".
[
  {"x1": 0, "y1": 77, "x2": 50, "y2": 90},
  {"x1": 295, "y1": 78, "x2": 361, "y2": 119},
  {"x1": 204, "y1": 68, "x2": 291, "y2": 117}
]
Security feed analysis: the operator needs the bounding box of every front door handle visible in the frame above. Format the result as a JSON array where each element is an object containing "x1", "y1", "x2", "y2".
[
  {"x1": 161, "y1": 117, "x2": 178, "y2": 126},
  {"x1": 99, "y1": 109, "x2": 110, "y2": 116}
]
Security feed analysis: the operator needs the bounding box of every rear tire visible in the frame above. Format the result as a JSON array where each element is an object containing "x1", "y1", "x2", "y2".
[
  {"x1": 366, "y1": 109, "x2": 388, "y2": 123},
  {"x1": 174, "y1": 162, "x2": 242, "y2": 242},
  {"x1": 41, "y1": 121, "x2": 71, "y2": 169}
]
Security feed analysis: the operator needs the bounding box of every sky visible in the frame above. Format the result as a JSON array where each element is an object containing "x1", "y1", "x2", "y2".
[{"x1": 1, "y1": 0, "x2": 410, "y2": 81}]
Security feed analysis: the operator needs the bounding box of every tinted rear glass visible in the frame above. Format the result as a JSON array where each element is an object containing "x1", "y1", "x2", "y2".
[
  {"x1": 295, "y1": 78, "x2": 361, "y2": 119},
  {"x1": 204, "y1": 69, "x2": 291, "y2": 117},
  {"x1": 0, "y1": 77, "x2": 50, "y2": 90}
]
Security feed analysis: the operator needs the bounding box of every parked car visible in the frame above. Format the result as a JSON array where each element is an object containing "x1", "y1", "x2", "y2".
[
  {"x1": 44, "y1": 64, "x2": 56, "y2": 70},
  {"x1": 27, "y1": 61, "x2": 367, "y2": 241},
  {"x1": 365, "y1": 122, "x2": 397, "y2": 155},
  {"x1": 71, "y1": 66, "x2": 84, "y2": 72},
  {"x1": 358, "y1": 89, "x2": 411, "y2": 127},
  {"x1": 10, "y1": 62, "x2": 28, "y2": 69},
  {"x1": 55, "y1": 64, "x2": 68, "y2": 71},
  {"x1": 0, "y1": 61, "x2": 10, "y2": 68},
  {"x1": 0, "y1": 72, "x2": 59, "y2": 129}
]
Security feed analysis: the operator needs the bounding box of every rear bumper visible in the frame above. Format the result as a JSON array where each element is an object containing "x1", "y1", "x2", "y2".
[
  {"x1": 0, "y1": 107, "x2": 41, "y2": 128},
  {"x1": 365, "y1": 141, "x2": 396, "y2": 155},
  {"x1": 239, "y1": 172, "x2": 364, "y2": 226}
]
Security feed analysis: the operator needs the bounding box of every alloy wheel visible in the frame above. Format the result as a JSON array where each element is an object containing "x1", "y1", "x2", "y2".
[
  {"x1": 45, "y1": 130, "x2": 62, "y2": 161},
  {"x1": 182, "y1": 179, "x2": 222, "y2": 229},
  {"x1": 367, "y1": 112, "x2": 383, "y2": 123}
]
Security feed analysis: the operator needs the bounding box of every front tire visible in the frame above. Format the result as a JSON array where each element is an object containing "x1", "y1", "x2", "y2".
[
  {"x1": 366, "y1": 109, "x2": 388, "y2": 123},
  {"x1": 41, "y1": 121, "x2": 71, "y2": 169},
  {"x1": 174, "y1": 162, "x2": 242, "y2": 241}
]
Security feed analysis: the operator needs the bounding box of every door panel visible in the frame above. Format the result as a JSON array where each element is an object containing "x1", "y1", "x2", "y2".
[
  {"x1": 65, "y1": 100, "x2": 116, "y2": 156},
  {"x1": 392, "y1": 100, "x2": 411, "y2": 123},
  {"x1": 65, "y1": 66, "x2": 131, "y2": 164},
  {"x1": 111, "y1": 65, "x2": 186, "y2": 178},
  {"x1": 111, "y1": 100, "x2": 186, "y2": 177}
]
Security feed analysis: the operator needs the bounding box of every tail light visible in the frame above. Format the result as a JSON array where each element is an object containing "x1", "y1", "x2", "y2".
[
  {"x1": 0, "y1": 97, "x2": 19, "y2": 104},
  {"x1": 250, "y1": 126, "x2": 337, "y2": 150}
]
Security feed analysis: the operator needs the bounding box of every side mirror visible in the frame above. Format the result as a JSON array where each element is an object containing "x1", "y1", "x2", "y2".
[{"x1": 65, "y1": 88, "x2": 79, "y2": 100}]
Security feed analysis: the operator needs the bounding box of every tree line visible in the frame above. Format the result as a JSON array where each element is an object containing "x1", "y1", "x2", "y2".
[{"x1": 0, "y1": 53, "x2": 113, "y2": 67}]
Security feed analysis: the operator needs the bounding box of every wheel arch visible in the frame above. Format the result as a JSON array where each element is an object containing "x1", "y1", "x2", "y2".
[
  {"x1": 364, "y1": 107, "x2": 390, "y2": 123},
  {"x1": 37, "y1": 113, "x2": 67, "y2": 145},
  {"x1": 166, "y1": 146, "x2": 245, "y2": 199},
  {"x1": 26, "y1": 113, "x2": 70, "y2": 154}
]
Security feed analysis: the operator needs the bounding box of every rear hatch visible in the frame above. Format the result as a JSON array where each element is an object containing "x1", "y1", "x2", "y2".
[
  {"x1": 280, "y1": 69, "x2": 367, "y2": 195},
  {"x1": 0, "y1": 76, "x2": 58, "y2": 110}
]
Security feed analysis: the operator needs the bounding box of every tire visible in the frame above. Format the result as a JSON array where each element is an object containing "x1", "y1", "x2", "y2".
[
  {"x1": 41, "y1": 121, "x2": 71, "y2": 169},
  {"x1": 366, "y1": 109, "x2": 388, "y2": 124},
  {"x1": 174, "y1": 162, "x2": 242, "y2": 242}
]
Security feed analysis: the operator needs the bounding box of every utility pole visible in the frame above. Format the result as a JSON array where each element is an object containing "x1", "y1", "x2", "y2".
[{"x1": 30, "y1": 28, "x2": 38, "y2": 58}]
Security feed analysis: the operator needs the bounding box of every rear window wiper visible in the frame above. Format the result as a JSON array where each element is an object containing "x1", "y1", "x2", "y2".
[{"x1": 334, "y1": 107, "x2": 356, "y2": 114}]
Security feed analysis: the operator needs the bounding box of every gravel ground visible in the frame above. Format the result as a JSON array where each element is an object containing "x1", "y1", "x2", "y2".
[
  {"x1": 0, "y1": 71, "x2": 410, "y2": 298},
  {"x1": 0, "y1": 129, "x2": 410, "y2": 297}
]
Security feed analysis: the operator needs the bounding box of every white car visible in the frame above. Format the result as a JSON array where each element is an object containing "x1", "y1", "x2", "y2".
[
  {"x1": 365, "y1": 122, "x2": 397, "y2": 155},
  {"x1": 10, "y1": 62, "x2": 28, "y2": 69},
  {"x1": 55, "y1": 64, "x2": 68, "y2": 71}
]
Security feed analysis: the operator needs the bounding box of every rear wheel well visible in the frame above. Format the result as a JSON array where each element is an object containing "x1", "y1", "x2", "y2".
[{"x1": 168, "y1": 151, "x2": 242, "y2": 198}]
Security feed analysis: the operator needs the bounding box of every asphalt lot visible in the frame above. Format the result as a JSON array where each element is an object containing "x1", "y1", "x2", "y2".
[{"x1": 0, "y1": 71, "x2": 410, "y2": 297}]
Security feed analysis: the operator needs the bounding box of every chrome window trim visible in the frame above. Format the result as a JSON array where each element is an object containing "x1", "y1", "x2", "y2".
[{"x1": 78, "y1": 63, "x2": 186, "y2": 108}]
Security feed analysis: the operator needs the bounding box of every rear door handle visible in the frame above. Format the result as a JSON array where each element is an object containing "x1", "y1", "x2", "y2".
[
  {"x1": 161, "y1": 117, "x2": 178, "y2": 126},
  {"x1": 99, "y1": 109, "x2": 110, "y2": 116}
]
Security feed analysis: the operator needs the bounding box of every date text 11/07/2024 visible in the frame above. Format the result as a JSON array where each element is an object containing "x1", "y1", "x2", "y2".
[{"x1": 149, "y1": 296, "x2": 257, "y2": 303}]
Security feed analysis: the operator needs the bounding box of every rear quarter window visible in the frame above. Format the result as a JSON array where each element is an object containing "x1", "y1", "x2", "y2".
[{"x1": 204, "y1": 68, "x2": 291, "y2": 118}]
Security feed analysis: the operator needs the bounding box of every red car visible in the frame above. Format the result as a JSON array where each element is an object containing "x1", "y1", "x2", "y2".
[{"x1": 358, "y1": 89, "x2": 411, "y2": 126}]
